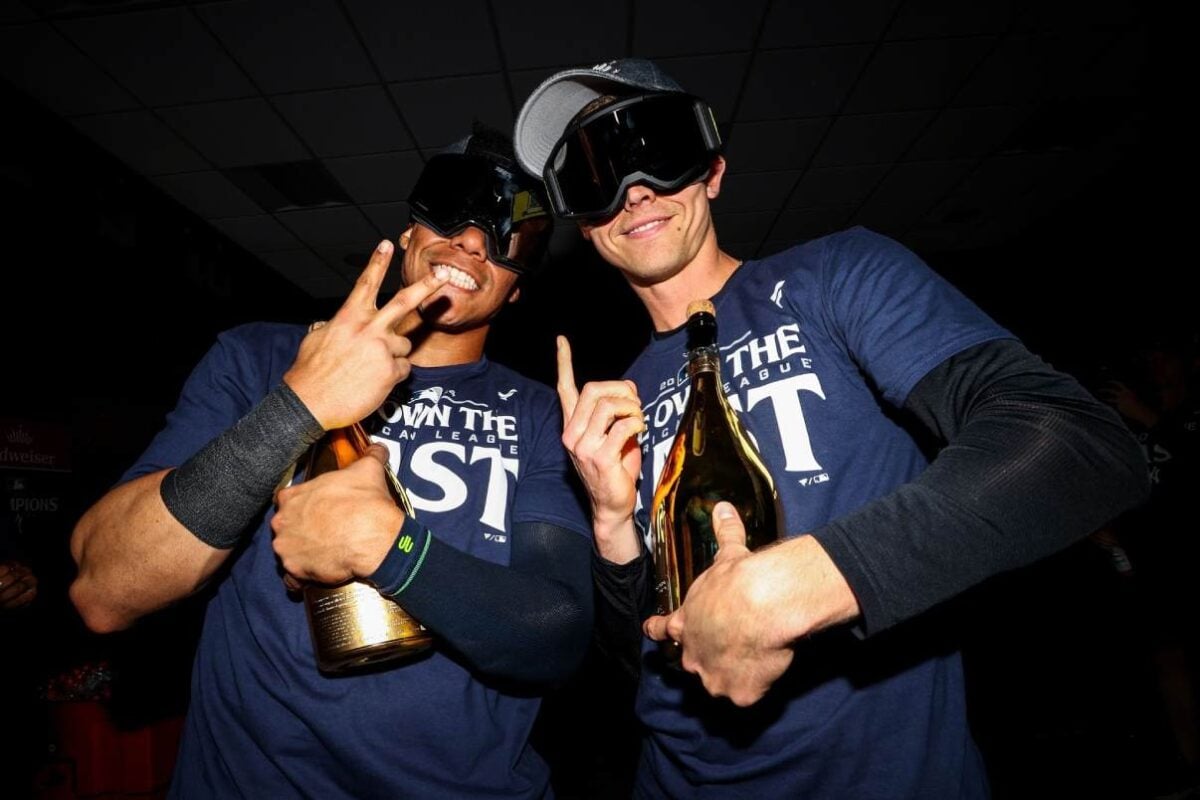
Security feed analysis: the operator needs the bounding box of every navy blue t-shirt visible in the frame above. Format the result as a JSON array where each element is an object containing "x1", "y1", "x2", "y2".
[
  {"x1": 123, "y1": 323, "x2": 589, "y2": 799},
  {"x1": 626, "y1": 228, "x2": 1008, "y2": 798}
]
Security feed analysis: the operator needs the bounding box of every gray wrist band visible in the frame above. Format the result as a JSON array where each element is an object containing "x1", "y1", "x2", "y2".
[{"x1": 161, "y1": 382, "x2": 325, "y2": 549}]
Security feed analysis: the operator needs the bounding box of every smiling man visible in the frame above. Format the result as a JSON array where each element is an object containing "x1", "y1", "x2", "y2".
[
  {"x1": 70, "y1": 127, "x2": 592, "y2": 798},
  {"x1": 515, "y1": 59, "x2": 1149, "y2": 798}
]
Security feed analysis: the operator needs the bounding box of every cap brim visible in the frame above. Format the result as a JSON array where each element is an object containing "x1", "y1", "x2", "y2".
[{"x1": 514, "y1": 75, "x2": 603, "y2": 178}]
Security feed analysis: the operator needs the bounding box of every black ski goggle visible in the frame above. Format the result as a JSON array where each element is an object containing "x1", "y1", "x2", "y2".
[
  {"x1": 408, "y1": 154, "x2": 552, "y2": 275},
  {"x1": 544, "y1": 93, "x2": 722, "y2": 221}
]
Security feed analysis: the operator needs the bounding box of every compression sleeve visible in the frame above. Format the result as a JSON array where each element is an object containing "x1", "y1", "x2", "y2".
[
  {"x1": 160, "y1": 382, "x2": 324, "y2": 548},
  {"x1": 383, "y1": 521, "x2": 593, "y2": 686},
  {"x1": 812, "y1": 338, "x2": 1150, "y2": 633},
  {"x1": 592, "y1": 547, "x2": 655, "y2": 682}
]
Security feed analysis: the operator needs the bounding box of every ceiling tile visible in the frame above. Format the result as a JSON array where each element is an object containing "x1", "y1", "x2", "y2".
[
  {"x1": 59, "y1": 7, "x2": 255, "y2": 106},
  {"x1": 738, "y1": 45, "x2": 873, "y2": 120},
  {"x1": 812, "y1": 110, "x2": 934, "y2": 167},
  {"x1": 159, "y1": 98, "x2": 309, "y2": 167},
  {"x1": 710, "y1": 211, "x2": 775, "y2": 243},
  {"x1": 152, "y1": 170, "x2": 263, "y2": 218},
  {"x1": 926, "y1": 152, "x2": 1061, "y2": 223},
  {"x1": 1015, "y1": 0, "x2": 1138, "y2": 33},
  {"x1": 955, "y1": 33, "x2": 1110, "y2": 106},
  {"x1": 767, "y1": 206, "x2": 855, "y2": 243},
  {"x1": 360, "y1": 202, "x2": 411, "y2": 239},
  {"x1": 724, "y1": 118, "x2": 830, "y2": 172},
  {"x1": 258, "y1": 248, "x2": 349, "y2": 298},
  {"x1": 72, "y1": 110, "x2": 208, "y2": 175},
  {"x1": 1060, "y1": 27, "x2": 1146, "y2": 100},
  {"x1": 844, "y1": 37, "x2": 997, "y2": 113},
  {"x1": 344, "y1": 0, "x2": 499, "y2": 82},
  {"x1": 198, "y1": 0, "x2": 376, "y2": 93},
  {"x1": 634, "y1": 0, "x2": 767, "y2": 56},
  {"x1": 759, "y1": 0, "x2": 897, "y2": 48},
  {"x1": 906, "y1": 105, "x2": 1031, "y2": 161},
  {"x1": 886, "y1": 0, "x2": 1014, "y2": 39},
  {"x1": 316, "y1": 245, "x2": 377, "y2": 280},
  {"x1": 324, "y1": 151, "x2": 424, "y2": 205},
  {"x1": 494, "y1": 2, "x2": 628, "y2": 70},
  {"x1": 716, "y1": 170, "x2": 800, "y2": 213},
  {"x1": 0, "y1": 23, "x2": 138, "y2": 115},
  {"x1": 210, "y1": 214, "x2": 302, "y2": 251},
  {"x1": 787, "y1": 164, "x2": 890, "y2": 208},
  {"x1": 276, "y1": 206, "x2": 379, "y2": 247},
  {"x1": 852, "y1": 159, "x2": 974, "y2": 235},
  {"x1": 658, "y1": 53, "x2": 750, "y2": 122},
  {"x1": 0, "y1": 3, "x2": 35, "y2": 22},
  {"x1": 273, "y1": 87, "x2": 413, "y2": 157},
  {"x1": 389, "y1": 74, "x2": 511, "y2": 150}
]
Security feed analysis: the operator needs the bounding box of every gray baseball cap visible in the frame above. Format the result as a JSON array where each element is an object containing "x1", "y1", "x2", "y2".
[{"x1": 514, "y1": 58, "x2": 687, "y2": 178}]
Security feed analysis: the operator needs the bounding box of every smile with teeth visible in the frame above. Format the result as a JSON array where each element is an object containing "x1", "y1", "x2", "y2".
[
  {"x1": 434, "y1": 264, "x2": 479, "y2": 291},
  {"x1": 625, "y1": 218, "x2": 668, "y2": 236}
]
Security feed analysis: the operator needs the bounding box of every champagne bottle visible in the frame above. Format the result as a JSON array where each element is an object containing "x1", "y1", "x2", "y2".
[
  {"x1": 650, "y1": 300, "x2": 782, "y2": 659},
  {"x1": 301, "y1": 422, "x2": 432, "y2": 673}
]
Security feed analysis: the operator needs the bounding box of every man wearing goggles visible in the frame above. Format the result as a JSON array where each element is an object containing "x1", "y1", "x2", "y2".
[
  {"x1": 71, "y1": 128, "x2": 592, "y2": 799},
  {"x1": 515, "y1": 59, "x2": 1147, "y2": 798}
]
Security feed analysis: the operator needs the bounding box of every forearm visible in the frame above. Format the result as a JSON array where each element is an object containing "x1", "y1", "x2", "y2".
[
  {"x1": 592, "y1": 548, "x2": 654, "y2": 680},
  {"x1": 813, "y1": 339, "x2": 1150, "y2": 633},
  {"x1": 70, "y1": 471, "x2": 230, "y2": 632},
  {"x1": 394, "y1": 522, "x2": 592, "y2": 685}
]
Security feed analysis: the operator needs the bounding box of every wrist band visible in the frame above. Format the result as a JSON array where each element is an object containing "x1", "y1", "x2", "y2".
[
  {"x1": 369, "y1": 513, "x2": 432, "y2": 596},
  {"x1": 161, "y1": 382, "x2": 324, "y2": 549}
]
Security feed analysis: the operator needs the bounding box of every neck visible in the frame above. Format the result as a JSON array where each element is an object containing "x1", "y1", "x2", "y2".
[
  {"x1": 632, "y1": 237, "x2": 742, "y2": 331},
  {"x1": 395, "y1": 312, "x2": 489, "y2": 368}
]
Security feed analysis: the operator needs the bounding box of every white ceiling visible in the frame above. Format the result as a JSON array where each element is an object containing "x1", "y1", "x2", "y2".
[{"x1": 0, "y1": 0, "x2": 1147, "y2": 298}]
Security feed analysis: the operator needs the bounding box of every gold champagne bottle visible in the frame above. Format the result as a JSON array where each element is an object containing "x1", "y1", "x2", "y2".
[
  {"x1": 650, "y1": 300, "x2": 782, "y2": 659},
  {"x1": 301, "y1": 423, "x2": 432, "y2": 673}
]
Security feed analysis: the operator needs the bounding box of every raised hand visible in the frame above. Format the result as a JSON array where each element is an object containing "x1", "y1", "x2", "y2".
[
  {"x1": 556, "y1": 336, "x2": 645, "y2": 562},
  {"x1": 272, "y1": 444, "x2": 401, "y2": 585},
  {"x1": 284, "y1": 240, "x2": 449, "y2": 430}
]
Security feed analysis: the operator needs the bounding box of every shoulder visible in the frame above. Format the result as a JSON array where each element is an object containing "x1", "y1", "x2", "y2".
[{"x1": 200, "y1": 322, "x2": 307, "y2": 397}]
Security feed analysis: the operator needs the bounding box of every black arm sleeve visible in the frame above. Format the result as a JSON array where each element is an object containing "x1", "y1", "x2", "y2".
[
  {"x1": 812, "y1": 338, "x2": 1150, "y2": 634},
  {"x1": 397, "y1": 521, "x2": 593, "y2": 686},
  {"x1": 592, "y1": 548, "x2": 655, "y2": 682}
]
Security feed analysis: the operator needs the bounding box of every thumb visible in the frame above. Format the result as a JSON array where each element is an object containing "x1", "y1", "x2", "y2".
[
  {"x1": 711, "y1": 502, "x2": 750, "y2": 561},
  {"x1": 362, "y1": 443, "x2": 390, "y2": 467}
]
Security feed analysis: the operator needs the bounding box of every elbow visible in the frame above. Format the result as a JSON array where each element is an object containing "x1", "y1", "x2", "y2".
[{"x1": 69, "y1": 576, "x2": 133, "y2": 634}]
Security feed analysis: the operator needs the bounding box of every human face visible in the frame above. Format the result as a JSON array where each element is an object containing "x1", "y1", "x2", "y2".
[
  {"x1": 579, "y1": 156, "x2": 726, "y2": 287},
  {"x1": 399, "y1": 223, "x2": 520, "y2": 331}
]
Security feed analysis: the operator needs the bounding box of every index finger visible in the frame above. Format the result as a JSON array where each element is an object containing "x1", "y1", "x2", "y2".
[
  {"x1": 343, "y1": 239, "x2": 396, "y2": 311},
  {"x1": 556, "y1": 335, "x2": 580, "y2": 423},
  {"x1": 376, "y1": 265, "x2": 450, "y2": 326}
]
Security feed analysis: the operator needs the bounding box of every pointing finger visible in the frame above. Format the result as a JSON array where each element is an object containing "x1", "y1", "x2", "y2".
[{"x1": 556, "y1": 336, "x2": 580, "y2": 424}]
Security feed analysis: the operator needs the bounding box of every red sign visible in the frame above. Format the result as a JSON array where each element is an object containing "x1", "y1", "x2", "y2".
[{"x1": 0, "y1": 418, "x2": 72, "y2": 472}]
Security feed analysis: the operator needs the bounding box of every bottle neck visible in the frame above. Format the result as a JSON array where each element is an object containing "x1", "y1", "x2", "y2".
[{"x1": 688, "y1": 347, "x2": 721, "y2": 377}]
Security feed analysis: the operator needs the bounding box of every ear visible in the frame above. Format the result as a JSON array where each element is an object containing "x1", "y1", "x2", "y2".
[
  {"x1": 398, "y1": 225, "x2": 414, "y2": 250},
  {"x1": 507, "y1": 285, "x2": 522, "y2": 304},
  {"x1": 704, "y1": 156, "x2": 727, "y2": 200},
  {"x1": 577, "y1": 221, "x2": 594, "y2": 242}
]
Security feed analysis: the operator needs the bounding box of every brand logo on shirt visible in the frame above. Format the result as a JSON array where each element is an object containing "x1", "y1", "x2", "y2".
[
  {"x1": 497, "y1": 388, "x2": 518, "y2": 400},
  {"x1": 770, "y1": 280, "x2": 785, "y2": 308}
]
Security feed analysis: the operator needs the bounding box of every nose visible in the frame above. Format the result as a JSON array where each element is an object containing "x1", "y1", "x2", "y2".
[
  {"x1": 449, "y1": 225, "x2": 489, "y2": 260},
  {"x1": 623, "y1": 182, "x2": 657, "y2": 210}
]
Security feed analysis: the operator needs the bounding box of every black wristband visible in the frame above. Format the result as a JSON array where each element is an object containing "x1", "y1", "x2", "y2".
[
  {"x1": 161, "y1": 382, "x2": 324, "y2": 549},
  {"x1": 368, "y1": 513, "x2": 432, "y2": 596}
]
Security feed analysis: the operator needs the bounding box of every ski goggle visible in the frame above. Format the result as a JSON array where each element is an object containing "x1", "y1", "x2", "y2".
[
  {"x1": 543, "y1": 93, "x2": 722, "y2": 221},
  {"x1": 408, "y1": 154, "x2": 552, "y2": 275}
]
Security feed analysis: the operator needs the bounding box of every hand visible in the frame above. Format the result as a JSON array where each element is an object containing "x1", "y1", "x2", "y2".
[
  {"x1": 0, "y1": 561, "x2": 38, "y2": 610},
  {"x1": 271, "y1": 445, "x2": 403, "y2": 585},
  {"x1": 284, "y1": 240, "x2": 449, "y2": 430},
  {"x1": 556, "y1": 336, "x2": 645, "y2": 561},
  {"x1": 1099, "y1": 380, "x2": 1159, "y2": 428},
  {"x1": 643, "y1": 503, "x2": 859, "y2": 707}
]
